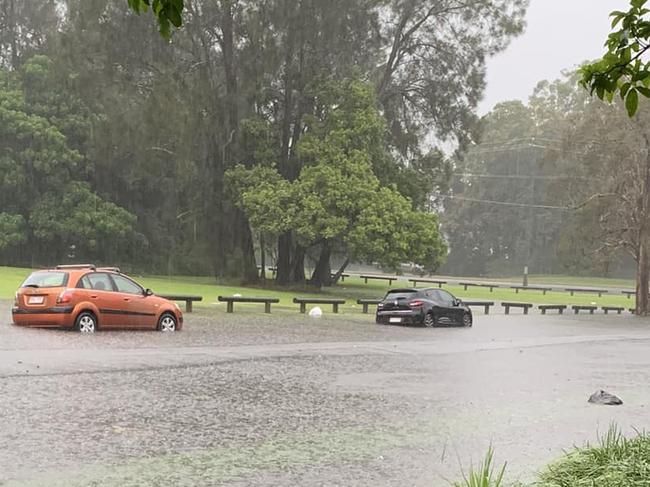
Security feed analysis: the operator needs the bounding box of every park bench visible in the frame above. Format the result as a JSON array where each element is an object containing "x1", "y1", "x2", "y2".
[
  {"x1": 566, "y1": 288, "x2": 608, "y2": 297},
  {"x1": 409, "y1": 278, "x2": 447, "y2": 288},
  {"x1": 501, "y1": 302, "x2": 533, "y2": 315},
  {"x1": 460, "y1": 282, "x2": 498, "y2": 292},
  {"x1": 602, "y1": 306, "x2": 625, "y2": 315},
  {"x1": 622, "y1": 290, "x2": 636, "y2": 299},
  {"x1": 157, "y1": 294, "x2": 203, "y2": 313},
  {"x1": 217, "y1": 296, "x2": 279, "y2": 314},
  {"x1": 361, "y1": 275, "x2": 397, "y2": 285},
  {"x1": 293, "y1": 297, "x2": 346, "y2": 314},
  {"x1": 572, "y1": 305, "x2": 597, "y2": 314},
  {"x1": 511, "y1": 286, "x2": 552, "y2": 295},
  {"x1": 538, "y1": 304, "x2": 567, "y2": 315},
  {"x1": 463, "y1": 301, "x2": 494, "y2": 314},
  {"x1": 357, "y1": 299, "x2": 381, "y2": 314}
]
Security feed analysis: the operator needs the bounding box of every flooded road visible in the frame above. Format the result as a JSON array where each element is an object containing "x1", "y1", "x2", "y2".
[{"x1": 1, "y1": 301, "x2": 650, "y2": 486}]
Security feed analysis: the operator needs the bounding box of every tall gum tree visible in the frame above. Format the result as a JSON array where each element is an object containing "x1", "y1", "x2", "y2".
[{"x1": 580, "y1": 0, "x2": 650, "y2": 314}]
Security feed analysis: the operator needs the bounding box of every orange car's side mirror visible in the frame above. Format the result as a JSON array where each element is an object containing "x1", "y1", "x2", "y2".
[{"x1": 144, "y1": 288, "x2": 154, "y2": 297}]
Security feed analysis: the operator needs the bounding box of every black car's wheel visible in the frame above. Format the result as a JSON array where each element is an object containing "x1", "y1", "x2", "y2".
[
  {"x1": 423, "y1": 312, "x2": 437, "y2": 328},
  {"x1": 462, "y1": 312, "x2": 473, "y2": 327},
  {"x1": 75, "y1": 311, "x2": 97, "y2": 333}
]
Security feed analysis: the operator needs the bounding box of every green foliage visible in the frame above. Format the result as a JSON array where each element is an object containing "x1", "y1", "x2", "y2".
[
  {"x1": 127, "y1": 0, "x2": 184, "y2": 39},
  {"x1": 533, "y1": 427, "x2": 650, "y2": 487},
  {"x1": 0, "y1": 214, "x2": 26, "y2": 250},
  {"x1": 229, "y1": 79, "x2": 447, "y2": 273},
  {"x1": 580, "y1": 0, "x2": 650, "y2": 115},
  {"x1": 452, "y1": 447, "x2": 507, "y2": 487},
  {"x1": 30, "y1": 182, "x2": 136, "y2": 248}
]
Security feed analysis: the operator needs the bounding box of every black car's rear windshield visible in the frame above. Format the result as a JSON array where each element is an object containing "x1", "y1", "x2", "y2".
[
  {"x1": 384, "y1": 290, "x2": 419, "y2": 300},
  {"x1": 21, "y1": 271, "x2": 69, "y2": 288}
]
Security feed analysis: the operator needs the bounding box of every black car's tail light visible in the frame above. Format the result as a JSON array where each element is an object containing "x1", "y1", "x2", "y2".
[{"x1": 408, "y1": 300, "x2": 424, "y2": 308}]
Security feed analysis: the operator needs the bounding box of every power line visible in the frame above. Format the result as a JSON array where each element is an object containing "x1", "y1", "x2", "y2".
[
  {"x1": 439, "y1": 194, "x2": 569, "y2": 211},
  {"x1": 452, "y1": 173, "x2": 601, "y2": 181}
]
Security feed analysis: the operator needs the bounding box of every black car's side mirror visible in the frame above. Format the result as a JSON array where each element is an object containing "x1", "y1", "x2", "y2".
[
  {"x1": 144, "y1": 288, "x2": 154, "y2": 297},
  {"x1": 453, "y1": 298, "x2": 461, "y2": 306}
]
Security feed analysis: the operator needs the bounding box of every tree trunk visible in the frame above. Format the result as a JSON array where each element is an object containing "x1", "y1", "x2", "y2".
[
  {"x1": 330, "y1": 257, "x2": 350, "y2": 286},
  {"x1": 310, "y1": 243, "x2": 332, "y2": 287},
  {"x1": 259, "y1": 234, "x2": 266, "y2": 280},
  {"x1": 8, "y1": 0, "x2": 18, "y2": 70},
  {"x1": 291, "y1": 244, "x2": 306, "y2": 283},
  {"x1": 636, "y1": 143, "x2": 650, "y2": 315},
  {"x1": 276, "y1": 233, "x2": 292, "y2": 284}
]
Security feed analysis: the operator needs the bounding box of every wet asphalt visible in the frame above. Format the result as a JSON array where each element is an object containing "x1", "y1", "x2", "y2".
[{"x1": 1, "y1": 301, "x2": 650, "y2": 486}]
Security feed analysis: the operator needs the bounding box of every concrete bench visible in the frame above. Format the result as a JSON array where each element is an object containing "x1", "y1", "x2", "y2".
[
  {"x1": 602, "y1": 306, "x2": 625, "y2": 315},
  {"x1": 356, "y1": 299, "x2": 381, "y2": 314},
  {"x1": 361, "y1": 275, "x2": 397, "y2": 286},
  {"x1": 463, "y1": 301, "x2": 495, "y2": 314},
  {"x1": 157, "y1": 294, "x2": 203, "y2": 313},
  {"x1": 566, "y1": 288, "x2": 607, "y2": 297},
  {"x1": 502, "y1": 302, "x2": 533, "y2": 315},
  {"x1": 511, "y1": 286, "x2": 552, "y2": 295},
  {"x1": 460, "y1": 282, "x2": 498, "y2": 292},
  {"x1": 622, "y1": 290, "x2": 636, "y2": 299},
  {"x1": 572, "y1": 305, "x2": 597, "y2": 314},
  {"x1": 217, "y1": 296, "x2": 279, "y2": 313},
  {"x1": 538, "y1": 304, "x2": 567, "y2": 315},
  {"x1": 409, "y1": 278, "x2": 447, "y2": 288},
  {"x1": 293, "y1": 297, "x2": 346, "y2": 314}
]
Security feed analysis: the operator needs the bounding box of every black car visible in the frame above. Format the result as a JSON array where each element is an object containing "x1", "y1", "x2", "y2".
[{"x1": 375, "y1": 288, "x2": 472, "y2": 327}]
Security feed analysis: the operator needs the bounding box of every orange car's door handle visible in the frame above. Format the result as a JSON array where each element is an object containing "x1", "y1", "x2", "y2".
[
  {"x1": 123, "y1": 298, "x2": 130, "y2": 302},
  {"x1": 90, "y1": 295, "x2": 98, "y2": 299}
]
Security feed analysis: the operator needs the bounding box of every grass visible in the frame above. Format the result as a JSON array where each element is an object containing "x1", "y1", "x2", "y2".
[
  {"x1": 453, "y1": 448, "x2": 506, "y2": 487},
  {"x1": 453, "y1": 427, "x2": 650, "y2": 487},
  {"x1": 0, "y1": 266, "x2": 638, "y2": 312}
]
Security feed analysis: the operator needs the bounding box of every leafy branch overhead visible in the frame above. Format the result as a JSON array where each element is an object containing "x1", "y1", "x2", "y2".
[
  {"x1": 580, "y1": 0, "x2": 650, "y2": 116},
  {"x1": 127, "y1": 0, "x2": 184, "y2": 39}
]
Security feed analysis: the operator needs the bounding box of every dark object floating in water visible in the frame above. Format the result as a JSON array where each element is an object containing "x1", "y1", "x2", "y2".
[{"x1": 588, "y1": 390, "x2": 623, "y2": 405}]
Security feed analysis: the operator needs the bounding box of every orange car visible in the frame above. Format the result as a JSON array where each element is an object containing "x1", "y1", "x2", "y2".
[{"x1": 12, "y1": 265, "x2": 183, "y2": 333}]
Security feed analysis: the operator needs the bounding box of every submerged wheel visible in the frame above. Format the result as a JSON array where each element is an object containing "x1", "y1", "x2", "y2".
[
  {"x1": 75, "y1": 312, "x2": 97, "y2": 333},
  {"x1": 462, "y1": 312, "x2": 473, "y2": 327},
  {"x1": 158, "y1": 313, "x2": 177, "y2": 332},
  {"x1": 423, "y1": 313, "x2": 436, "y2": 328}
]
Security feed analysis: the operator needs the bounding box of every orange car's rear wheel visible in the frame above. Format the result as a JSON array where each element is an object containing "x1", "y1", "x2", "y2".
[
  {"x1": 75, "y1": 311, "x2": 97, "y2": 333},
  {"x1": 158, "y1": 313, "x2": 177, "y2": 332}
]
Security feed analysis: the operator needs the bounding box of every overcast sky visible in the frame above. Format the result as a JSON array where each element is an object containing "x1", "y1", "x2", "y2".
[{"x1": 478, "y1": 0, "x2": 625, "y2": 114}]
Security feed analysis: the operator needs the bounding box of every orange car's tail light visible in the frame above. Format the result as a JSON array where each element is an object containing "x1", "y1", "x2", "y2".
[
  {"x1": 57, "y1": 290, "x2": 74, "y2": 304},
  {"x1": 14, "y1": 292, "x2": 19, "y2": 306}
]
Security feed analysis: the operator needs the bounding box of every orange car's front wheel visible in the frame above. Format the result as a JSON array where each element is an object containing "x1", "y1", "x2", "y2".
[{"x1": 158, "y1": 313, "x2": 177, "y2": 332}]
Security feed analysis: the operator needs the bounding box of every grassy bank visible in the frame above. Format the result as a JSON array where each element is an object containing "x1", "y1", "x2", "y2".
[
  {"x1": 456, "y1": 428, "x2": 650, "y2": 487},
  {"x1": 0, "y1": 266, "x2": 636, "y2": 312}
]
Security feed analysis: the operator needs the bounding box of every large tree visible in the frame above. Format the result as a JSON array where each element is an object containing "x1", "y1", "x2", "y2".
[{"x1": 580, "y1": 0, "x2": 650, "y2": 314}]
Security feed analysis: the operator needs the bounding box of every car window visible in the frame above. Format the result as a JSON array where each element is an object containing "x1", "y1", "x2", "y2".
[
  {"x1": 85, "y1": 273, "x2": 114, "y2": 291},
  {"x1": 384, "y1": 290, "x2": 419, "y2": 300},
  {"x1": 436, "y1": 290, "x2": 455, "y2": 304},
  {"x1": 111, "y1": 274, "x2": 143, "y2": 295},
  {"x1": 21, "y1": 271, "x2": 68, "y2": 288}
]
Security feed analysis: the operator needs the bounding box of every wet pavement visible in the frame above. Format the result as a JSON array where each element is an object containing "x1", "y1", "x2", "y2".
[{"x1": 1, "y1": 300, "x2": 650, "y2": 486}]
